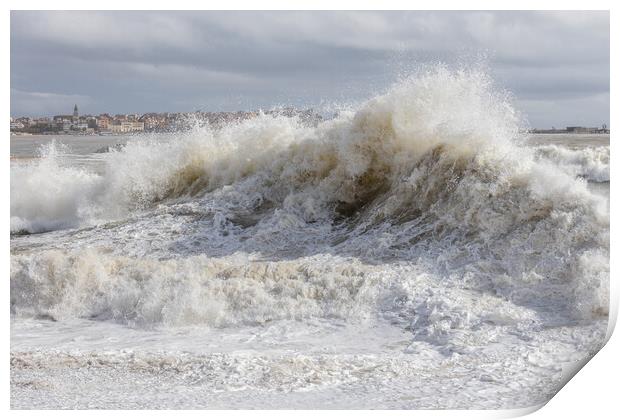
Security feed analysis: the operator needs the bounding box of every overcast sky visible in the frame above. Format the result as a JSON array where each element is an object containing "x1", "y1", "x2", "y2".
[{"x1": 11, "y1": 11, "x2": 609, "y2": 128}]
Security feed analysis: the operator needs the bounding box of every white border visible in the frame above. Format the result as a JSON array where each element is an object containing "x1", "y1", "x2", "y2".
[{"x1": 3, "y1": 2, "x2": 617, "y2": 419}]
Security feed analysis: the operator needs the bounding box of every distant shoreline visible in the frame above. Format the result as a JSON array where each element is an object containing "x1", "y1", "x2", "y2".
[
  {"x1": 10, "y1": 132, "x2": 146, "y2": 137},
  {"x1": 10, "y1": 129, "x2": 611, "y2": 137}
]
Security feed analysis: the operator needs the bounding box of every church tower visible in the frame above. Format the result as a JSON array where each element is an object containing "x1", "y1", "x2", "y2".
[{"x1": 73, "y1": 104, "x2": 79, "y2": 120}]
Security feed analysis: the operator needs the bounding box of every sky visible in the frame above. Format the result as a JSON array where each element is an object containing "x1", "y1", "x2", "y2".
[{"x1": 10, "y1": 10, "x2": 610, "y2": 128}]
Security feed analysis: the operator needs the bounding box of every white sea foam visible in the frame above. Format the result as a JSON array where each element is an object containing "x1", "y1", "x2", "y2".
[
  {"x1": 533, "y1": 144, "x2": 609, "y2": 182},
  {"x1": 10, "y1": 142, "x2": 105, "y2": 233}
]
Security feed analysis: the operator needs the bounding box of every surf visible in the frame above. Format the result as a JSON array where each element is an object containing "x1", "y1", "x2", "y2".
[{"x1": 10, "y1": 66, "x2": 609, "y2": 333}]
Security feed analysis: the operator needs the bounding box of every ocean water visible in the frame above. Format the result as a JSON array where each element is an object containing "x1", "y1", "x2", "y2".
[{"x1": 10, "y1": 68, "x2": 610, "y2": 409}]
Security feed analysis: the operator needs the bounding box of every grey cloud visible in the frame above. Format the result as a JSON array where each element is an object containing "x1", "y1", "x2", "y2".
[
  {"x1": 516, "y1": 92, "x2": 610, "y2": 128},
  {"x1": 10, "y1": 11, "x2": 609, "y2": 127},
  {"x1": 11, "y1": 89, "x2": 92, "y2": 116}
]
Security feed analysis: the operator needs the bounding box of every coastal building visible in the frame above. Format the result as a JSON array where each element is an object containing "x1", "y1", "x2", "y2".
[
  {"x1": 53, "y1": 114, "x2": 74, "y2": 129},
  {"x1": 75, "y1": 122, "x2": 89, "y2": 131},
  {"x1": 126, "y1": 121, "x2": 145, "y2": 132},
  {"x1": 97, "y1": 115, "x2": 111, "y2": 130},
  {"x1": 109, "y1": 120, "x2": 145, "y2": 133},
  {"x1": 10, "y1": 121, "x2": 24, "y2": 130},
  {"x1": 566, "y1": 126, "x2": 599, "y2": 134},
  {"x1": 140, "y1": 113, "x2": 162, "y2": 131}
]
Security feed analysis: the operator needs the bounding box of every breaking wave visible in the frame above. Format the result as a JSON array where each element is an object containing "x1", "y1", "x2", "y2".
[
  {"x1": 10, "y1": 66, "x2": 609, "y2": 339},
  {"x1": 534, "y1": 144, "x2": 609, "y2": 183}
]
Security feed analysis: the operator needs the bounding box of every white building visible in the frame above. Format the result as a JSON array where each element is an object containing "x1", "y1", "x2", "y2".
[
  {"x1": 109, "y1": 121, "x2": 144, "y2": 133},
  {"x1": 10, "y1": 121, "x2": 24, "y2": 130}
]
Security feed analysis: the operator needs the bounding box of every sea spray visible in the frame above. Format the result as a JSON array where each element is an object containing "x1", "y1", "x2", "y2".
[{"x1": 10, "y1": 141, "x2": 105, "y2": 233}]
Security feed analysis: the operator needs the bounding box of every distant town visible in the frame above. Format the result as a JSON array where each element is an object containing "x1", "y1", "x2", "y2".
[
  {"x1": 9, "y1": 105, "x2": 610, "y2": 135},
  {"x1": 10, "y1": 105, "x2": 323, "y2": 135},
  {"x1": 529, "y1": 125, "x2": 610, "y2": 134}
]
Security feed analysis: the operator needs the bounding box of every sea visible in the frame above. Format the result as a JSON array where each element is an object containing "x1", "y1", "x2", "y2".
[{"x1": 10, "y1": 68, "x2": 610, "y2": 409}]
